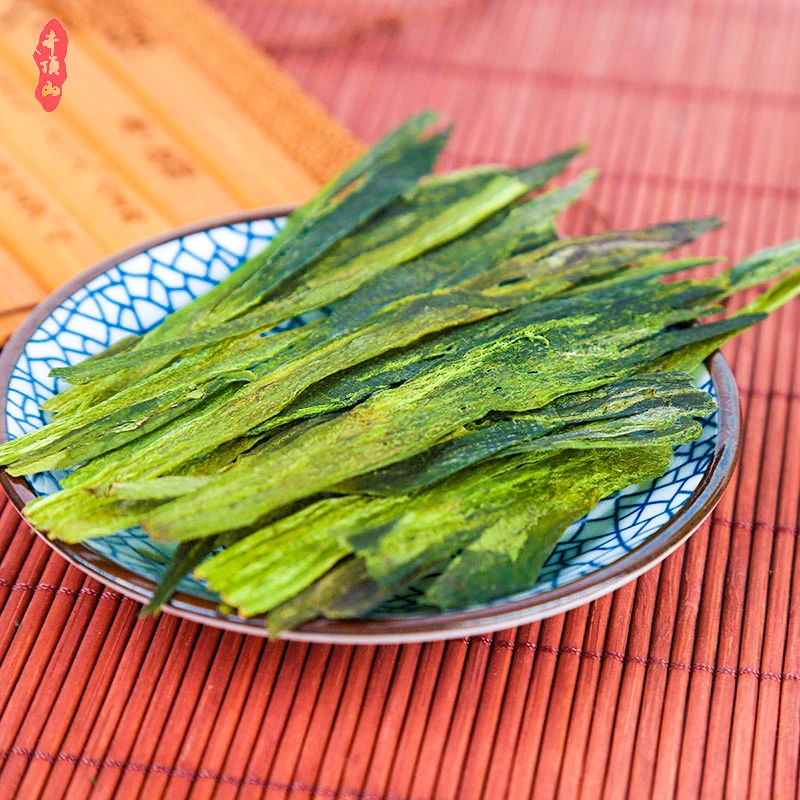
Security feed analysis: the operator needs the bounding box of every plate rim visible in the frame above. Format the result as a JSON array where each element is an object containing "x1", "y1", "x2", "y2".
[{"x1": 0, "y1": 206, "x2": 742, "y2": 644}]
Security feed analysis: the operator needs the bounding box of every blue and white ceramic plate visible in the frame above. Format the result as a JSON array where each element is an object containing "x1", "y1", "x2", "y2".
[{"x1": 0, "y1": 208, "x2": 741, "y2": 644}]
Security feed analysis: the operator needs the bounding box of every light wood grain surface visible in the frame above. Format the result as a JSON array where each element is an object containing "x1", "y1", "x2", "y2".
[{"x1": 0, "y1": 0, "x2": 361, "y2": 342}]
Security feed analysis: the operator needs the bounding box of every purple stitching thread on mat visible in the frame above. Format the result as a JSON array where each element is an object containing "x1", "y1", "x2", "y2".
[
  {"x1": 0, "y1": 747, "x2": 445, "y2": 800},
  {"x1": 459, "y1": 636, "x2": 800, "y2": 681},
  {"x1": 0, "y1": 576, "x2": 121, "y2": 601}
]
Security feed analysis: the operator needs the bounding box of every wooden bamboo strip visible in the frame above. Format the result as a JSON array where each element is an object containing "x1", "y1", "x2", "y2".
[
  {"x1": 700, "y1": 322, "x2": 777, "y2": 798},
  {"x1": 364, "y1": 639, "x2": 444, "y2": 798},
  {"x1": 0, "y1": 505, "x2": 30, "y2": 572},
  {"x1": 0, "y1": 526, "x2": 44, "y2": 610},
  {"x1": 774, "y1": 455, "x2": 800, "y2": 794},
  {"x1": 259, "y1": 644, "x2": 337, "y2": 800},
  {"x1": 102, "y1": 621, "x2": 206, "y2": 798},
  {"x1": 504, "y1": 615, "x2": 565, "y2": 799},
  {"x1": 302, "y1": 646, "x2": 378, "y2": 798},
  {"x1": 0, "y1": 551, "x2": 73, "y2": 720},
  {"x1": 56, "y1": 613, "x2": 164, "y2": 797},
  {"x1": 430, "y1": 637, "x2": 495, "y2": 798},
  {"x1": 669, "y1": 37, "x2": 738, "y2": 687},
  {"x1": 157, "y1": 631, "x2": 246, "y2": 800},
  {"x1": 480, "y1": 647, "x2": 554, "y2": 800},
  {"x1": 228, "y1": 642, "x2": 314, "y2": 800},
  {"x1": 673, "y1": 364, "x2": 745, "y2": 799},
  {"x1": 283, "y1": 645, "x2": 358, "y2": 800},
  {"x1": 81, "y1": 616, "x2": 190, "y2": 798},
  {"x1": 748, "y1": 334, "x2": 800, "y2": 798},
  {"x1": 600, "y1": 567, "x2": 661, "y2": 800},
  {"x1": 300, "y1": 43, "x2": 366, "y2": 144},
  {"x1": 675, "y1": 518, "x2": 740, "y2": 797},
  {"x1": 726, "y1": 315, "x2": 798, "y2": 798},
  {"x1": 37, "y1": 18, "x2": 320, "y2": 208},
  {"x1": 224, "y1": 643, "x2": 310, "y2": 798},
  {"x1": 627, "y1": 548, "x2": 689, "y2": 796},
  {"x1": 132, "y1": 627, "x2": 225, "y2": 799},
  {"x1": 576, "y1": 583, "x2": 638, "y2": 800},
  {"x1": 648, "y1": 524, "x2": 712, "y2": 797},
  {"x1": 198, "y1": 641, "x2": 287, "y2": 800},
  {"x1": 4, "y1": 587, "x2": 124, "y2": 798},
  {"x1": 531, "y1": 605, "x2": 591, "y2": 800},
  {"x1": 161, "y1": 0, "x2": 361, "y2": 177},
  {"x1": 152, "y1": 632, "x2": 244, "y2": 797},
  {"x1": 42, "y1": 0, "x2": 362, "y2": 184},
  {"x1": 0, "y1": 5, "x2": 241, "y2": 224},
  {"x1": 383, "y1": 642, "x2": 447, "y2": 798},
  {"x1": 270, "y1": 0, "x2": 357, "y2": 129},
  {"x1": 432, "y1": 0, "x2": 507, "y2": 172},
  {"x1": 325, "y1": 645, "x2": 401, "y2": 799},
  {"x1": 180, "y1": 636, "x2": 267, "y2": 800},
  {"x1": 663, "y1": 95, "x2": 775, "y2": 796},
  {"x1": 769, "y1": 337, "x2": 800, "y2": 794},
  {"x1": 0, "y1": 567, "x2": 94, "y2": 773},
  {"x1": 480, "y1": 623, "x2": 540, "y2": 800},
  {"x1": 0, "y1": 241, "x2": 45, "y2": 317},
  {"x1": 455, "y1": 629, "x2": 517, "y2": 800},
  {"x1": 735, "y1": 121, "x2": 800, "y2": 797},
  {"x1": 406, "y1": 641, "x2": 469, "y2": 799},
  {"x1": 32, "y1": 598, "x2": 141, "y2": 796},
  {"x1": 273, "y1": 36, "x2": 800, "y2": 132},
  {"x1": 539, "y1": 14, "x2": 689, "y2": 788},
  {"x1": 0, "y1": 136, "x2": 105, "y2": 287},
  {"x1": 0, "y1": 543, "x2": 120, "y2": 610},
  {"x1": 0, "y1": 54, "x2": 169, "y2": 253},
  {"x1": 555, "y1": 594, "x2": 614, "y2": 799},
  {"x1": 0, "y1": 311, "x2": 39, "y2": 344},
  {"x1": 341, "y1": 645, "x2": 421, "y2": 800},
  {"x1": 692, "y1": 333, "x2": 761, "y2": 798},
  {"x1": 0, "y1": 532, "x2": 54, "y2": 666}
]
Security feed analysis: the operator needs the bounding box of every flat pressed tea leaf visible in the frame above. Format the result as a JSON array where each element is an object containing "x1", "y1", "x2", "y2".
[
  {"x1": 6, "y1": 373, "x2": 255, "y2": 476},
  {"x1": 30, "y1": 203, "x2": 555, "y2": 447},
  {"x1": 53, "y1": 155, "x2": 586, "y2": 394},
  {"x1": 43, "y1": 114, "x2": 448, "y2": 412},
  {"x1": 140, "y1": 538, "x2": 219, "y2": 617},
  {"x1": 0, "y1": 321, "x2": 323, "y2": 467},
  {"x1": 4, "y1": 111, "x2": 800, "y2": 630},
  {"x1": 23, "y1": 235, "x2": 713, "y2": 481},
  {"x1": 15, "y1": 211, "x2": 715, "y2": 480},
  {"x1": 139, "y1": 285, "x2": 729, "y2": 542},
  {"x1": 422, "y1": 445, "x2": 675, "y2": 609},
  {"x1": 267, "y1": 558, "x2": 368, "y2": 635},
  {"x1": 50, "y1": 144, "x2": 583, "y2": 403},
  {"x1": 64, "y1": 112, "x2": 444, "y2": 356},
  {"x1": 338, "y1": 372, "x2": 714, "y2": 495},
  {"x1": 29, "y1": 368, "x2": 709, "y2": 549},
  {"x1": 255, "y1": 445, "x2": 674, "y2": 628}
]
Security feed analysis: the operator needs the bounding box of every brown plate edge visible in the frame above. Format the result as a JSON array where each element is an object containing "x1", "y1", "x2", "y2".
[{"x1": 0, "y1": 206, "x2": 742, "y2": 644}]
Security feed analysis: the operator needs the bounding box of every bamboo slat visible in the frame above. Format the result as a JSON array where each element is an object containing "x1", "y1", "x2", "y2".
[{"x1": 0, "y1": 0, "x2": 359, "y2": 342}]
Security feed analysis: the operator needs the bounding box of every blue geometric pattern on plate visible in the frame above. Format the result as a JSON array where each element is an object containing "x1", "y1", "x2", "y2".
[
  {"x1": 2, "y1": 215, "x2": 719, "y2": 614},
  {"x1": 4, "y1": 219, "x2": 284, "y2": 599}
]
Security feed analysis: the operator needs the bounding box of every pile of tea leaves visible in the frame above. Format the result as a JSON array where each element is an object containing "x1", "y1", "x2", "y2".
[{"x1": 3, "y1": 111, "x2": 800, "y2": 634}]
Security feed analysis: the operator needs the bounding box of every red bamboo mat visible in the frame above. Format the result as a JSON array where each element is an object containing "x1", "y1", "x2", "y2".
[{"x1": 1, "y1": 0, "x2": 800, "y2": 797}]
